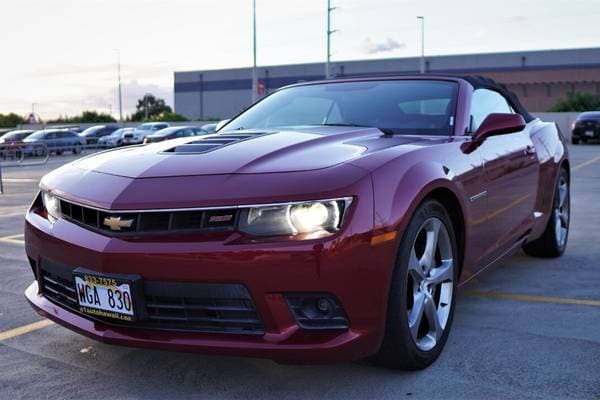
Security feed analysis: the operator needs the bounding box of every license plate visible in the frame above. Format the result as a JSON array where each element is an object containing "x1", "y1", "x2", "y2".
[
  {"x1": 73, "y1": 270, "x2": 140, "y2": 321},
  {"x1": 585, "y1": 130, "x2": 594, "y2": 137}
]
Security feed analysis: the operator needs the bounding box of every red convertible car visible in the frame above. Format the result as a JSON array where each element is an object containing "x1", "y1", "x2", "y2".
[{"x1": 24, "y1": 76, "x2": 569, "y2": 370}]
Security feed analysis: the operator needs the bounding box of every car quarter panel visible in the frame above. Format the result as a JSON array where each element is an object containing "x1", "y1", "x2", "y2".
[{"x1": 528, "y1": 120, "x2": 568, "y2": 240}]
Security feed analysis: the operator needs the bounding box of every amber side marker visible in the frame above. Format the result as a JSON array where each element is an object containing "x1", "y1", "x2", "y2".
[
  {"x1": 371, "y1": 231, "x2": 397, "y2": 245},
  {"x1": 0, "y1": 320, "x2": 54, "y2": 341},
  {"x1": 466, "y1": 291, "x2": 600, "y2": 307}
]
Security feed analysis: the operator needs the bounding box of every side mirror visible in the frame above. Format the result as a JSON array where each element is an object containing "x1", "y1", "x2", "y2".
[
  {"x1": 215, "y1": 119, "x2": 231, "y2": 132},
  {"x1": 463, "y1": 113, "x2": 526, "y2": 153}
]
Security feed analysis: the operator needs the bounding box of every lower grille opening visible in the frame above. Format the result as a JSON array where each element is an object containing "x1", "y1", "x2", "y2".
[{"x1": 38, "y1": 259, "x2": 265, "y2": 335}]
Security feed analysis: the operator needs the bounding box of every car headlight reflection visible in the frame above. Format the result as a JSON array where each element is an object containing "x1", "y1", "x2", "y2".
[
  {"x1": 239, "y1": 198, "x2": 352, "y2": 238},
  {"x1": 42, "y1": 191, "x2": 61, "y2": 222}
]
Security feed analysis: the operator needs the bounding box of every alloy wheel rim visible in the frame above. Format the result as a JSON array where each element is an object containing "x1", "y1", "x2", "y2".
[
  {"x1": 406, "y1": 217, "x2": 454, "y2": 352},
  {"x1": 555, "y1": 176, "x2": 569, "y2": 248}
]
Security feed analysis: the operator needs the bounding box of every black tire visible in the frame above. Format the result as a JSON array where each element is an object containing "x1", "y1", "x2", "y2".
[
  {"x1": 56, "y1": 150, "x2": 63, "y2": 155},
  {"x1": 571, "y1": 137, "x2": 579, "y2": 145},
  {"x1": 523, "y1": 168, "x2": 570, "y2": 258},
  {"x1": 373, "y1": 199, "x2": 458, "y2": 370}
]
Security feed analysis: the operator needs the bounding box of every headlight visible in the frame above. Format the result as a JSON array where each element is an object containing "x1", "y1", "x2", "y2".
[
  {"x1": 238, "y1": 198, "x2": 352, "y2": 238},
  {"x1": 42, "y1": 191, "x2": 61, "y2": 222}
]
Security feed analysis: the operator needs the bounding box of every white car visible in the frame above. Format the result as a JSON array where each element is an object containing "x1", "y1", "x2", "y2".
[
  {"x1": 122, "y1": 122, "x2": 170, "y2": 145},
  {"x1": 98, "y1": 127, "x2": 135, "y2": 148}
]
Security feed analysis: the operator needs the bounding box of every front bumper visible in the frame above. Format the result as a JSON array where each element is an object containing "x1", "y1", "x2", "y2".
[{"x1": 24, "y1": 199, "x2": 398, "y2": 362}]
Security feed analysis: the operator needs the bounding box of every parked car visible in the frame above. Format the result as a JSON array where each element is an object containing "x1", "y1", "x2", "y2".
[
  {"x1": 79, "y1": 125, "x2": 121, "y2": 145},
  {"x1": 24, "y1": 76, "x2": 569, "y2": 370},
  {"x1": 0, "y1": 130, "x2": 35, "y2": 158},
  {"x1": 98, "y1": 127, "x2": 134, "y2": 148},
  {"x1": 201, "y1": 123, "x2": 218, "y2": 133},
  {"x1": 143, "y1": 126, "x2": 207, "y2": 144},
  {"x1": 22, "y1": 129, "x2": 85, "y2": 156},
  {"x1": 122, "y1": 122, "x2": 170, "y2": 145},
  {"x1": 571, "y1": 111, "x2": 600, "y2": 144}
]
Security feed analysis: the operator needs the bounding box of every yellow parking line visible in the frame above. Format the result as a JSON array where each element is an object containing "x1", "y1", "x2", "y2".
[
  {"x1": 572, "y1": 155, "x2": 600, "y2": 172},
  {"x1": 466, "y1": 290, "x2": 600, "y2": 307},
  {"x1": 1, "y1": 178, "x2": 38, "y2": 183},
  {"x1": 0, "y1": 233, "x2": 25, "y2": 245},
  {"x1": 0, "y1": 320, "x2": 54, "y2": 341}
]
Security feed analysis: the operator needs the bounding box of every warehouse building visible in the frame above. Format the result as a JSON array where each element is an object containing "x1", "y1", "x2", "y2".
[{"x1": 174, "y1": 47, "x2": 600, "y2": 120}]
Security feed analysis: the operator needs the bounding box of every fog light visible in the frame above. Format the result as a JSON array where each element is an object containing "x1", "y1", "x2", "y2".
[
  {"x1": 284, "y1": 293, "x2": 349, "y2": 330},
  {"x1": 316, "y1": 298, "x2": 331, "y2": 313}
]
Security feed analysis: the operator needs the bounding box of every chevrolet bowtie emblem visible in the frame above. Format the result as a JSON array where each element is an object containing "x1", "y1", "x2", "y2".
[{"x1": 103, "y1": 216, "x2": 134, "y2": 231}]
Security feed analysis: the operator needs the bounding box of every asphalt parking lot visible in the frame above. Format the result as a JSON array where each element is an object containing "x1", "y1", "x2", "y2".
[{"x1": 0, "y1": 146, "x2": 599, "y2": 400}]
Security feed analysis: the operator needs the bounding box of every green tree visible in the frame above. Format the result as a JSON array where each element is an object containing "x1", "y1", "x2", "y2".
[
  {"x1": 48, "y1": 111, "x2": 116, "y2": 124},
  {"x1": 548, "y1": 92, "x2": 600, "y2": 112},
  {"x1": 132, "y1": 94, "x2": 172, "y2": 121},
  {"x1": 149, "y1": 111, "x2": 189, "y2": 122},
  {"x1": 0, "y1": 113, "x2": 26, "y2": 128}
]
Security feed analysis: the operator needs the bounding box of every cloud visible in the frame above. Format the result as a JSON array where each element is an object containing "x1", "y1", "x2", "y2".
[{"x1": 362, "y1": 37, "x2": 405, "y2": 54}]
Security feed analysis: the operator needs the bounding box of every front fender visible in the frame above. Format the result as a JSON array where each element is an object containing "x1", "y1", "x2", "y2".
[{"x1": 371, "y1": 159, "x2": 467, "y2": 235}]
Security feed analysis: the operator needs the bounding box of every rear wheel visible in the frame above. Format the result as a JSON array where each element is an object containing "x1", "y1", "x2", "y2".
[
  {"x1": 571, "y1": 137, "x2": 579, "y2": 145},
  {"x1": 373, "y1": 199, "x2": 458, "y2": 370},
  {"x1": 523, "y1": 168, "x2": 570, "y2": 257}
]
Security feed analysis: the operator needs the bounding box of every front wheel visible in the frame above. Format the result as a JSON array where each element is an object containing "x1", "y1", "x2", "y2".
[
  {"x1": 523, "y1": 168, "x2": 570, "y2": 257},
  {"x1": 373, "y1": 199, "x2": 458, "y2": 370}
]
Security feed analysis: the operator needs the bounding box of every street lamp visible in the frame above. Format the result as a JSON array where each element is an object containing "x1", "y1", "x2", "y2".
[
  {"x1": 417, "y1": 16, "x2": 425, "y2": 74},
  {"x1": 114, "y1": 49, "x2": 123, "y2": 122},
  {"x1": 326, "y1": 0, "x2": 337, "y2": 79},
  {"x1": 251, "y1": 0, "x2": 258, "y2": 103}
]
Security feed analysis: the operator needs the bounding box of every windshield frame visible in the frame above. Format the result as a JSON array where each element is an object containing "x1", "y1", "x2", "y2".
[{"x1": 219, "y1": 78, "x2": 462, "y2": 137}]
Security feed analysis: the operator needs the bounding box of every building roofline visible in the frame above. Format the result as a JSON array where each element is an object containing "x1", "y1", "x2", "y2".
[{"x1": 175, "y1": 46, "x2": 600, "y2": 74}]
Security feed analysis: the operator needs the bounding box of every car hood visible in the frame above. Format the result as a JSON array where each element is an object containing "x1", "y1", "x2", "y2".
[{"x1": 65, "y1": 127, "x2": 448, "y2": 179}]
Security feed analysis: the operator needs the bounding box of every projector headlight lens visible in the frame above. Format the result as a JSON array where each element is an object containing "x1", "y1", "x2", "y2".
[
  {"x1": 42, "y1": 191, "x2": 61, "y2": 222},
  {"x1": 239, "y1": 198, "x2": 352, "y2": 238}
]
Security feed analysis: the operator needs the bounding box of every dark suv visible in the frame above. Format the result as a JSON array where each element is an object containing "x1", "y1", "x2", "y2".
[{"x1": 572, "y1": 111, "x2": 600, "y2": 144}]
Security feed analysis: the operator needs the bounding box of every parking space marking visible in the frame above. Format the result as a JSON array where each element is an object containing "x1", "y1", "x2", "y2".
[
  {"x1": 572, "y1": 155, "x2": 600, "y2": 172},
  {"x1": 0, "y1": 233, "x2": 25, "y2": 245},
  {"x1": 466, "y1": 290, "x2": 600, "y2": 307},
  {"x1": 0, "y1": 178, "x2": 38, "y2": 183},
  {"x1": 0, "y1": 319, "x2": 54, "y2": 342}
]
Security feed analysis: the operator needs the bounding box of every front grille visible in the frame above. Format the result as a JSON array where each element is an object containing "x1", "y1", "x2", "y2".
[
  {"x1": 59, "y1": 199, "x2": 238, "y2": 236},
  {"x1": 39, "y1": 259, "x2": 265, "y2": 335}
]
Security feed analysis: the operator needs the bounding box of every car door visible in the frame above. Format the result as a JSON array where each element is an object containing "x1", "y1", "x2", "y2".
[
  {"x1": 471, "y1": 89, "x2": 539, "y2": 265},
  {"x1": 45, "y1": 131, "x2": 58, "y2": 151}
]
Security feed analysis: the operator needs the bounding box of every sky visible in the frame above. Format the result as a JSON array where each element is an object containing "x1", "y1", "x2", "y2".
[{"x1": 1, "y1": 0, "x2": 599, "y2": 119}]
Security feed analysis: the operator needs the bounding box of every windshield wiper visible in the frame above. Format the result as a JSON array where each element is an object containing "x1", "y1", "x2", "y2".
[{"x1": 320, "y1": 123, "x2": 394, "y2": 136}]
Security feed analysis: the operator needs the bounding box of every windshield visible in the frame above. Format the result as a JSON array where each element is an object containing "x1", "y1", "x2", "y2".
[
  {"x1": 224, "y1": 80, "x2": 458, "y2": 135},
  {"x1": 2, "y1": 131, "x2": 31, "y2": 140},
  {"x1": 151, "y1": 127, "x2": 180, "y2": 137},
  {"x1": 137, "y1": 124, "x2": 154, "y2": 131},
  {"x1": 25, "y1": 130, "x2": 48, "y2": 140},
  {"x1": 108, "y1": 128, "x2": 125, "y2": 137},
  {"x1": 81, "y1": 126, "x2": 103, "y2": 136}
]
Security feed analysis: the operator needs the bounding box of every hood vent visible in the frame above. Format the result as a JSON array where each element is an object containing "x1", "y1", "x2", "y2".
[{"x1": 164, "y1": 132, "x2": 271, "y2": 154}]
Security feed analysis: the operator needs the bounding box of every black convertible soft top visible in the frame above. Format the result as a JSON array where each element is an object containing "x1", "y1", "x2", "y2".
[{"x1": 462, "y1": 75, "x2": 534, "y2": 122}]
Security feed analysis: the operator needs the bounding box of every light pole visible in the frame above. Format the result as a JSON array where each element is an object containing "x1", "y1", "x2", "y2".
[
  {"x1": 251, "y1": 0, "x2": 258, "y2": 103},
  {"x1": 326, "y1": 0, "x2": 337, "y2": 79},
  {"x1": 115, "y1": 49, "x2": 123, "y2": 122},
  {"x1": 417, "y1": 16, "x2": 425, "y2": 74}
]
